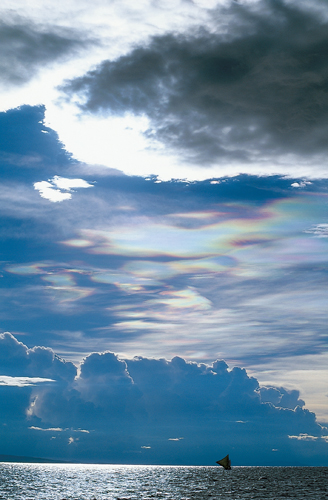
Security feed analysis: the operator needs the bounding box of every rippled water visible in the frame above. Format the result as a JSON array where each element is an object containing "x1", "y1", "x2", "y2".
[{"x1": 0, "y1": 463, "x2": 327, "y2": 500}]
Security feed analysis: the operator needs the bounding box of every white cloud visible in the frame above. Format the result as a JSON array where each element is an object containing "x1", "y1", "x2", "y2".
[
  {"x1": 29, "y1": 426, "x2": 64, "y2": 432},
  {"x1": 34, "y1": 175, "x2": 93, "y2": 202},
  {"x1": 0, "y1": 375, "x2": 54, "y2": 387},
  {"x1": 288, "y1": 434, "x2": 318, "y2": 441},
  {"x1": 291, "y1": 181, "x2": 312, "y2": 188},
  {"x1": 34, "y1": 181, "x2": 72, "y2": 202},
  {"x1": 28, "y1": 426, "x2": 90, "y2": 433},
  {"x1": 305, "y1": 224, "x2": 328, "y2": 238},
  {"x1": 52, "y1": 175, "x2": 93, "y2": 190}
]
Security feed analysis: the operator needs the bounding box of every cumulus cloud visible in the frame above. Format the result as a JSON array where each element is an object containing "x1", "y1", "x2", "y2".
[
  {"x1": 62, "y1": 0, "x2": 328, "y2": 176},
  {"x1": 76, "y1": 351, "x2": 136, "y2": 408},
  {"x1": 1, "y1": 333, "x2": 327, "y2": 464},
  {"x1": 259, "y1": 386, "x2": 305, "y2": 410},
  {"x1": 0, "y1": 332, "x2": 76, "y2": 381}
]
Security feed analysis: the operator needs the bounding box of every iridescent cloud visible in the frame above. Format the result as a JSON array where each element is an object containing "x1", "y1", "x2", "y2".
[{"x1": 61, "y1": 196, "x2": 327, "y2": 280}]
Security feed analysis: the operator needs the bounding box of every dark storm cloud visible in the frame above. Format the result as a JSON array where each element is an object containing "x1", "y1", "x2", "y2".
[
  {"x1": 63, "y1": 0, "x2": 328, "y2": 167},
  {"x1": 1, "y1": 334, "x2": 327, "y2": 465},
  {"x1": 0, "y1": 21, "x2": 91, "y2": 86}
]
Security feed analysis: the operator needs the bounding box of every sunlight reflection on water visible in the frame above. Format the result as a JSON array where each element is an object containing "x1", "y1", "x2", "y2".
[{"x1": 0, "y1": 463, "x2": 327, "y2": 500}]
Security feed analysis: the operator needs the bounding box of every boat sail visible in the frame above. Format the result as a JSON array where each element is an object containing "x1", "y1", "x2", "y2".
[{"x1": 216, "y1": 454, "x2": 231, "y2": 470}]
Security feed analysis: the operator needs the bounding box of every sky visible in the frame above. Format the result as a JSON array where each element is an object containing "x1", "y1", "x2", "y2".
[{"x1": 0, "y1": 0, "x2": 328, "y2": 465}]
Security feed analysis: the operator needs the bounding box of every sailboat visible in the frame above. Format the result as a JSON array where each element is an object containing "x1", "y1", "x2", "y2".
[{"x1": 216, "y1": 454, "x2": 231, "y2": 470}]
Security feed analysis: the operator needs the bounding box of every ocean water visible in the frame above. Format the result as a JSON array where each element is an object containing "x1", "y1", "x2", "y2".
[{"x1": 0, "y1": 463, "x2": 327, "y2": 500}]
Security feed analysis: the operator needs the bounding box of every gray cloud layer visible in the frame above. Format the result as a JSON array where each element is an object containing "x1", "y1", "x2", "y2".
[
  {"x1": 63, "y1": 0, "x2": 328, "y2": 171},
  {"x1": 0, "y1": 22, "x2": 90, "y2": 86}
]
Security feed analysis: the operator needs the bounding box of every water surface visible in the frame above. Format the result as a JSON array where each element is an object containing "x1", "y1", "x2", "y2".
[{"x1": 0, "y1": 463, "x2": 327, "y2": 499}]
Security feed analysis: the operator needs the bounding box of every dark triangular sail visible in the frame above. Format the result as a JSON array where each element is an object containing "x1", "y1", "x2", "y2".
[{"x1": 216, "y1": 454, "x2": 231, "y2": 470}]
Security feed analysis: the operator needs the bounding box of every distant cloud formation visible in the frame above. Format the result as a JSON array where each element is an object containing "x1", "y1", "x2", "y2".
[
  {"x1": 0, "y1": 332, "x2": 76, "y2": 381},
  {"x1": 288, "y1": 433, "x2": 328, "y2": 442},
  {"x1": 0, "y1": 332, "x2": 327, "y2": 465},
  {"x1": 29, "y1": 426, "x2": 90, "y2": 433},
  {"x1": 62, "y1": 0, "x2": 328, "y2": 176}
]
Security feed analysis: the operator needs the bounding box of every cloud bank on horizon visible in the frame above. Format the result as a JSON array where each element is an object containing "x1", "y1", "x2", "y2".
[{"x1": 1, "y1": 331, "x2": 327, "y2": 465}]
